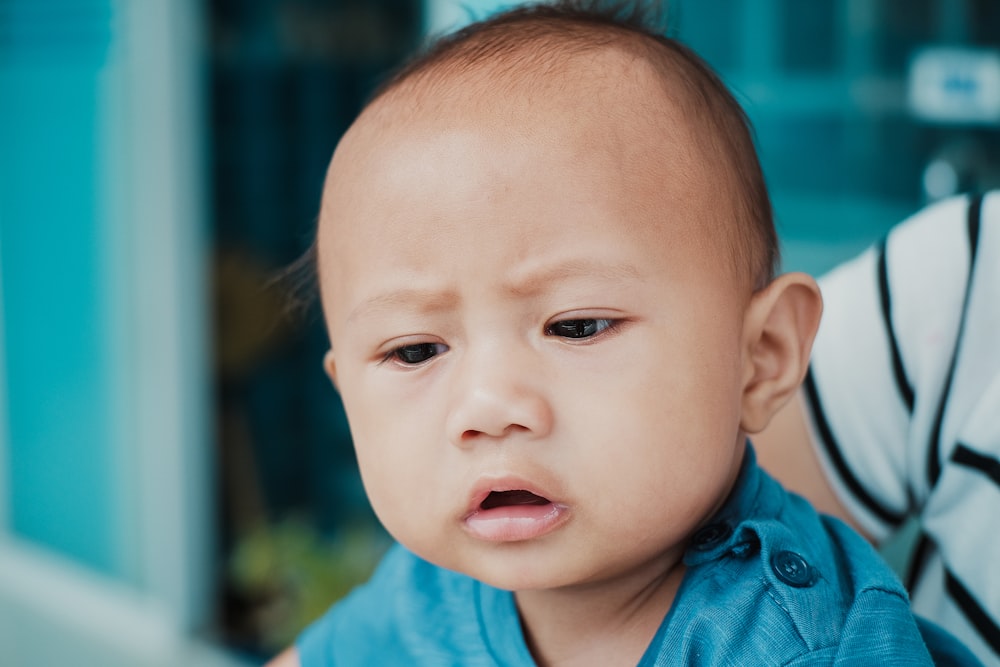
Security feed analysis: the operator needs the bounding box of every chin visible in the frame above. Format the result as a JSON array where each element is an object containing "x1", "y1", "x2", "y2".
[
  {"x1": 403, "y1": 532, "x2": 587, "y2": 591},
  {"x1": 453, "y1": 550, "x2": 583, "y2": 592},
  {"x1": 467, "y1": 568, "x2": 557, "y2": 592}
]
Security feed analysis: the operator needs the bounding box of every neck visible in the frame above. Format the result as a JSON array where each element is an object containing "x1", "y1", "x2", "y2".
[{"x1": 514, "y1": 556, "x2": 686, "y2": 667}]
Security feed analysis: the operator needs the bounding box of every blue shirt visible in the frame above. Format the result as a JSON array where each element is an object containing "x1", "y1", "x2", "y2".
[{"x1": 297, "y1": 447, "x2": 950, "y2": 665}]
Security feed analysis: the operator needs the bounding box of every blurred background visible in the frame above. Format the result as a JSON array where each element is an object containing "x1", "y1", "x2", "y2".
[{"x1": 0, "y1": 0, "x2": 997, "y2": 665}]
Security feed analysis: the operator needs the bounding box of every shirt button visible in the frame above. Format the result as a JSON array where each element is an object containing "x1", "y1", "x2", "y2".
[
  {"x1": 691, "y1": 523, "x2": 732, "y2": 551},
  {"x1": 771, "y1": 550, "x2": 816, "y2": 587}
]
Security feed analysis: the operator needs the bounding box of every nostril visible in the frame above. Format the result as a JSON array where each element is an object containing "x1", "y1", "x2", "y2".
[
  {"x1": 460, "y1": 424, "x2": 528, "y2": 442},
  {"x1": 461, "y1": 428, "x2": 485, "y2": 442}
]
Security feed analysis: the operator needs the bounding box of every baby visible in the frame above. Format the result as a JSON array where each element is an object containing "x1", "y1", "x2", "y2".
[{"x1": 270, "y1": 2, "x2": 944, "y2": 665}]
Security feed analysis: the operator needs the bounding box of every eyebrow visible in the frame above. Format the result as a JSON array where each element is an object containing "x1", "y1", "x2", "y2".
[
  {"x1": 345, "y1": 258, "x2": 644, "y2": 324},
  {"x1": 346, "y1": 287, "x2": 459, "y2": 324},
  {"x1": 502, "y1": 258, "x2": 644, "y2": 298}
]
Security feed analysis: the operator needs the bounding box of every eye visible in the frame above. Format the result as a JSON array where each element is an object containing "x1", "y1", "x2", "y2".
[
  {"x1": 545, "y1": 318, "x2": 616, "y2": 339},
  {"x1": 386, "y1": 342, "x2": 447, "y2": 365}
]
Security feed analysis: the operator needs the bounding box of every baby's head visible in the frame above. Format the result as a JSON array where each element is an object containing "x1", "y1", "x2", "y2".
[{"x1": 315, "y1": 1, "x2": 821, "y2": 593}]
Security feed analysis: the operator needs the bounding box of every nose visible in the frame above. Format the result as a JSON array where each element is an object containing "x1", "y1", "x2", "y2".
[{"x1": 444, "y1": 344, "x2": 553, "y2": 448}]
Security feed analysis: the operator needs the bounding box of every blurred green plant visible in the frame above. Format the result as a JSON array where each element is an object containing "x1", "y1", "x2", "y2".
[{"x1": 227, "y1": 517, "x2": 390, "y2": 652}]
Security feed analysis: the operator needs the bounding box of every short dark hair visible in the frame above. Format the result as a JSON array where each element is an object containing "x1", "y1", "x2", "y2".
[{"x1": 365, "y1": 0, "x2": 779, "y2": 289}]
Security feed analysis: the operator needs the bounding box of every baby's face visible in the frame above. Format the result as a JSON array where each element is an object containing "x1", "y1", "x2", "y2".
[{"x1": 318, "y1": 59, "x2": 752, "y2": 592}]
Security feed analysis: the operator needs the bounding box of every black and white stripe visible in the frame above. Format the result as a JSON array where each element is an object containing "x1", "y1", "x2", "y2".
[
  {"x1": 806, "y1": 192, "x2": 1000, "y2": 665},
  {"x1": 925, "y1": 193, "x2": 983, "y2": 488}
]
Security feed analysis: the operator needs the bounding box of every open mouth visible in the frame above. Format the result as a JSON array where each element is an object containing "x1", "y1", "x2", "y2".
[
  {"x1": 480, "y1": 490, "x2": 551, "y2": 510},
  {"x1": 465, "y1": 486, "x2": 567, "y2": 542}
]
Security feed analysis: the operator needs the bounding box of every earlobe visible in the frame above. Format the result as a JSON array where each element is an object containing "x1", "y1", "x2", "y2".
[
  {"x1": 323, "y1": 349, "x2": 339, "y2": 390},
  {"x1": 739, "y1": 273, "x2": 823, "y2": 434}
]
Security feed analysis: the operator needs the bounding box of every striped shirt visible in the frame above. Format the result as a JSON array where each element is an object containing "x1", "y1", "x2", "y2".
[{"x1": 804, "y1": 191, "x2": 999, "y2": 665}]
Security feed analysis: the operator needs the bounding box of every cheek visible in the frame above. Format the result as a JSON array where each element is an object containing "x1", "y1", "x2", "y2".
[
  {"x1": 584, "y1": 332, "x2": 744, "y2": 498},
  {"x1": 350, "y1": 433, "x2": 428, "y2": 550},
  {"x1": 339, "y1": 376, "x2": 452, "y2": 538},
  {"x1": 632, "y1": 325, "x2": 744, "y2": 421},
  {"x1": 339, "y1": 384, "x2": 414, "y2": 509}
]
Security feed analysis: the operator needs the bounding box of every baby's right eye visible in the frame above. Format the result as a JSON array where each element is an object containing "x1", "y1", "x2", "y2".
[
  {"x1": 545, "y1": 318, "x2": 617, "y2": 339},
  {"x1": 387, "y1": 342, "x2": 447, "y2": 365}
]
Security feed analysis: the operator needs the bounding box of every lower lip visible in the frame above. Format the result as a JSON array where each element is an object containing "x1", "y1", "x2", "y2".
[{"x1": 463, "y1": 503, "x2": 570, "y2": 542}]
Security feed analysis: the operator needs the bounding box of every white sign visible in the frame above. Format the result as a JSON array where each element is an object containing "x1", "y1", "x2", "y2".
[{"x1": 908, "y1": 47, "x2": 1000, "y2": 125}]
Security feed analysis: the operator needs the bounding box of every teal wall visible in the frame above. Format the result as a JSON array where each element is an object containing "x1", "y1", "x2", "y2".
[
  {"x1": 0, "y1": 0, "x2": 124, "y2": 578},
  {"x1": 676, "y1": 0, "x2": 999, "y2": 274}
]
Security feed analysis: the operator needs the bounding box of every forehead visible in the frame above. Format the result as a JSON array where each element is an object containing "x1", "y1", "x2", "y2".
[
  {"x1": 326, "y1": 46, "x2": 707, "y2": 206},
  {"x1": 317, "y1": 45, "x2": 731, "y2": 304}
]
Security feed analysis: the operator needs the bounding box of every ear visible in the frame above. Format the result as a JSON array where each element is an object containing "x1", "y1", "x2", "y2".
[
  {"x1": 323, "y1": 349, "x2": 339, "y2": 391},
  {"x1": 739, "y1": 272, "x2": 822, "y2": 434}
]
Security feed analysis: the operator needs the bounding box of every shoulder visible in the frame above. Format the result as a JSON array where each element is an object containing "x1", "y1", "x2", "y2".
[
  {"x1": 295, "y1": 544, "x2": 501, "y2": 666},
  {"x1": 819, "y1": 191, "x2": 998, "y2": 337},
  {"x1": 651, "y1": 458, "x2": 932, "y2": 665},
  {"x1": 823, "y1": 191, "x2": 996, "y2": 290},
  {"x1": 294, "y1": 545, "x2": 417, "y2": 665},
  {"x1": 769, "y1": 491, "x2": 934, "y2": 664},
  {"x1": 817, "y1": 192, "x2": 996, "y2": 340}
]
